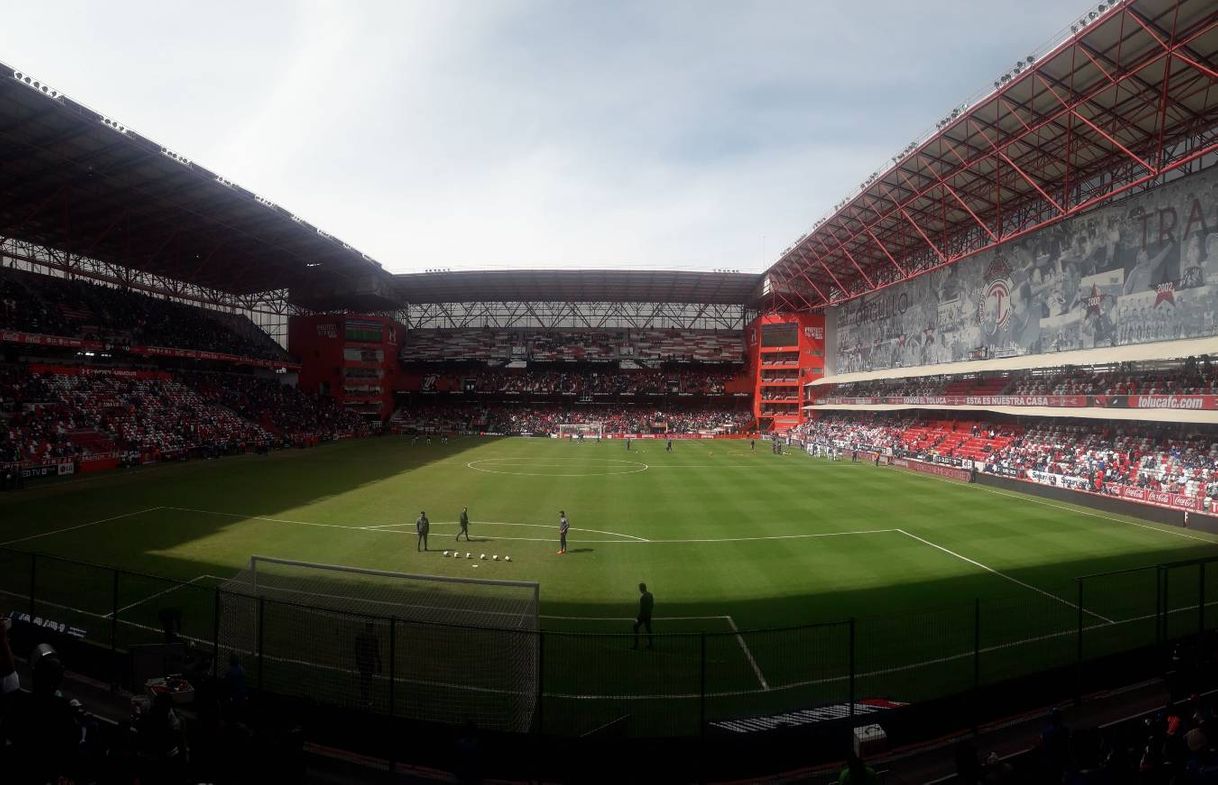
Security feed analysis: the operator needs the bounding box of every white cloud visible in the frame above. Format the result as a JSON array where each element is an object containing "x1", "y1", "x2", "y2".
[{"x1": 0, "y1": 0, "x2": 1075, "y2": 273}]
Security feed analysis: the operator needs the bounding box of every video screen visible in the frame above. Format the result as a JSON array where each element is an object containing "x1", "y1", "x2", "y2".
[{"x1": 760, "y1": 323, "x2": 798, "y2": 347}]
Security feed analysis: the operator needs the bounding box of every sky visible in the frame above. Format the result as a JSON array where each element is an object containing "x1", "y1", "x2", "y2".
[{"x1": 0, "y1": 0, "x2": 1079, "y2": 274}]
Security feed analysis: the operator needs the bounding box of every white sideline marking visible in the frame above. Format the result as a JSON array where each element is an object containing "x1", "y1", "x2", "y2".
[
  {"x1": 382, "y1": 522, "x2": 892, "y2": 545},
  {"x1": 970, "y1": 484, "x2": 1218, "y2": 545},
  {"x1": 0, "y1": 507, "x2": 164, "y2": 546},
  {"x1": 726, "y1": 615, "x2": 770, "y2": 691},
  {"x1": 162, "y1": 506, "x2": 368, "y2": 533},
  {"x1": 167, "y1": 508, "x2": 650, "y2": 543},
  {"x1": 650, "y1": 529, "x2": 898, "y2": 544},
  {"x1": 106, "y1": 575, "x2": 208, "y2": 618},
  {"x1": 540, "y1": 614, "x2": 730, "y2": 621},
  {"x1": 896, "y1": 529, "x2": 1114, "y2": 624},
  {"x1": 421, "y1": 521, "x2": 651, "y2": 543}
]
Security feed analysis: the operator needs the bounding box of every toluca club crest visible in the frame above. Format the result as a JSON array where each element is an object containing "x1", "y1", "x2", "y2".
[{"x1": 976, "y1": 257, "x2": 1014, "y2": 337}]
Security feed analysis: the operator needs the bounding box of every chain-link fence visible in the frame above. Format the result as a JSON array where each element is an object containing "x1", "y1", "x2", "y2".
[{"x1": 2, "y1": 546, "x2": 1216, "y2": 738}]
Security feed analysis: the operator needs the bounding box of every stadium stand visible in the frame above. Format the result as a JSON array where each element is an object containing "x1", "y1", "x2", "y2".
[
  {"x1": 809, "y1": 356, "x2": 1218, "y2": 403},
  {"x1": 400, "y1": 328, "x2": 744, "y2": 363},
  {"x1": 795, "y1": 412, "x2": 1218, "y2": 504},
  {"x1": 1, "y1": 364, "x2": 372, "y2": 469},
  {"x1": 403, "y1": 364, "x2": 746, "y2": 396},
  {"x1": 184, "y1": 371, "x2": 373, "y2": 441},
  {"x1": 390, "y1": 401, "x2": 753, "y2": 436},
  {"x1": 1, "y1": 267, "x2": 290, "y2": 362}
]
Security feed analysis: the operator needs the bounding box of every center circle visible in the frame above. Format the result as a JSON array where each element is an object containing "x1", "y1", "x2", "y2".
[{"x1": 465, "y1": 458, "x2": 649, "y2": 477}]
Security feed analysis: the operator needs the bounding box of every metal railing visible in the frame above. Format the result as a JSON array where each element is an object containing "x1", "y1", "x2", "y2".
[{"x1": 1, "y1": 545, "x2": 1214, "y2": 738}]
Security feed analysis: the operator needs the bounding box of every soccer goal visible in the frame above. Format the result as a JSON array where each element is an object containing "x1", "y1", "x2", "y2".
[
  {"x1": 557, "y1": 422, "x2": 603, "y2": 439},
  {"x1": 216, "y1": 555, "x2": 540, "y2": 733}
]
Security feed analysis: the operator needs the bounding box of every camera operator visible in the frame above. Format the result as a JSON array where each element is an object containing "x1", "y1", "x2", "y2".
[{"x1": 0, "y1": 617, "x2": 85, "y2": 784}]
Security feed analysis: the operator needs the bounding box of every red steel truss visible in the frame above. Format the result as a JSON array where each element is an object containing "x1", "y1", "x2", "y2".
[{"x1": 765, "y1": 0, "x2": 1218, "y2": 312}]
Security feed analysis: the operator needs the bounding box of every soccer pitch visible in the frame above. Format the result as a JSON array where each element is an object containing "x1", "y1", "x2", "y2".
[{"x1": 3, "y1": 435, "x2": 1218, "y2": 736}]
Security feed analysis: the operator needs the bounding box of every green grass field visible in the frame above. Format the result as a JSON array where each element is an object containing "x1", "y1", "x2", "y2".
[{"x1": 3, "y1": 435, "x2": 1218, "y2": 736}]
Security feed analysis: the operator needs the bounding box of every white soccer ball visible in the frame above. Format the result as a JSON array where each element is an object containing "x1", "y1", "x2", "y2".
[
  {"x1": 472, "y1": 563, "x2": 478, "y2": 568},
  {"x1": 505, "y1": 556, "x2": 511, "y2": 562},
  {"x1": 443, "y1": 550, "x2": 450, "y2": 557},
  {"x1": 466, "y1": 552, "x2": 471, "y2": 559},
  {"x1": 493, "y1": 555, "x2": 499, "y2": 561},
  {"x1": 480, "y1": 553, "x2": 486, "y2": 560}
]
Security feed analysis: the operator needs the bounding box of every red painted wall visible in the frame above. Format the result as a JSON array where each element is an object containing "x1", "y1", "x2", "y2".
[
  {"x1": 747, "y1": 313, "x2": 824, "y2": 431},
  {"x1": 288, "y1": 314, "x2": 403, "y2": 420}
]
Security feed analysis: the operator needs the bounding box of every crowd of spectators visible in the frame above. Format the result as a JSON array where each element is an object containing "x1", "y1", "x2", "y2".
[
  {"x1": 1, "y1": 368, "x2": 271, "y2": 464},
  {"x1": 392, "y1": 402, "x2": 755, "y2": 435},
  {"x1": 414, "y1": 364, "x2": 746, "y2": 396},
  {"x1": 1, "y1": 266, "x2": 289, "y2": 362},
  {"x1": 401, "y1": 327, "x2": 744, "y2": 363},
  {"x1": 941, "y1": 690, "x2": 1218, "y2": 784},
  {"x1": 185, "y1": 372, "x2": 373, "y2": 440},
  {"x1": 814, "y1": 356, "x2": 1218, "y2": 403},
  {"x1": 793, "y1": 412, "x2": 1218, "y2": 502},
  {"x1": 1, "y1": 364, "x2": 374, "y2": 468}
]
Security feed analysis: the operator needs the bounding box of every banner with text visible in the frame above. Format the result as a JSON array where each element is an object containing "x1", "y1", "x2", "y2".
[
  {"x1": 813, "y1": 393, "x2": 1218, "y2": 410},
  {"x1": 831, "y1": 166, "x2": 1218, "y2": 373}
]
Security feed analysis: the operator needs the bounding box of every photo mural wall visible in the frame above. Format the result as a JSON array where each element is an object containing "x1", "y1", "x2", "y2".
[{"x1": 829, "y1": 167, "x2": 1218, "y2": 374}]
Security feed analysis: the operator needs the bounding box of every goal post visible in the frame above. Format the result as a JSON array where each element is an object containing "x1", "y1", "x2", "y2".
[
  {"x1": 217, "y1": 555, "x2": 540, "y2": 732},
  {"x1": 557, "y1": 422, "x2": 603, "y2": 439}
]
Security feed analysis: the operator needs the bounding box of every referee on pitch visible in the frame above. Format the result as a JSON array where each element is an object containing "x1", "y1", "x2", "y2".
[
  {"x1": 457, "y1": 506, "x2": 471, "y2": 541},
  {"x1": 633, "y1": 583, "x2": 654, "y2": 649}
]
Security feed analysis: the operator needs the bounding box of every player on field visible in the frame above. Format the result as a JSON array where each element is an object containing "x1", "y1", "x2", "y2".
[
  {"x1": 457, "y1": 507, "x2": 470, "y2": 541},
  {"x1": 633, "y1": 582, "x2": 655, "y2": 650},
  {"x1": 666, "y1": 439, "x2": 673, "y2": 452},
  {"x1": 416, "y1": 510, "x2": 430, "y2": 551},
  {"x1": 750, "y1": 439, "x2": 755, "y2": 451},
  {"x1": 625, "y1": 438, "x2": 631, "y2": 451},
  {"x1": 558, "y1": 511, "x2": 569, "y2": 555}
]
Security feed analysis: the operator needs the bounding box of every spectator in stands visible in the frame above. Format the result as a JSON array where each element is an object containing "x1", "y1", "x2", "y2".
[
  {"x1": 136, "y1": 691, "x2": 188, "y2": 783},
  {"x1": 0, "y1": 266, "x2": 289, "y2": 362},
  {"x1": 0, "y1": 636, "x2": 85, "y2": 785}
]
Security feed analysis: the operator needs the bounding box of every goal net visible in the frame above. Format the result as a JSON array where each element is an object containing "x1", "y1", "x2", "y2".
[
  {"x1": 216, "y1": 556, "x2": 540, "y2": 733},
  {"x1": 557, "y1": 422, "x2": 603, "y2": 439}
]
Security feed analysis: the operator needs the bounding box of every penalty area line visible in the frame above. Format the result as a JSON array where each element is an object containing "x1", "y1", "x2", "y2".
[
  {"x1": 896, "y1": 529, "x2": 1114, "y2": 624},
  {"x1": 542, "y1": 612, "x2": 770, "y2": 691},
  {"x1": 105, "y1": 575, "x2": 209, "y2": 618},
  {"x1": 0, "y1": 506, "x2": 165, "y2": 546},
  {"x1": 726, "y1": 615, "x2": 770, "y2": 691}
]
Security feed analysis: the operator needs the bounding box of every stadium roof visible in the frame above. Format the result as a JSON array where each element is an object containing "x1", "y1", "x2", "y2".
[
  {"x1": 395, "y1": 269, "x2": 762, "y2": 305},
  {"x1": 0, "y1": 63, "x2": 394, "y2": 302},
  {"x1": 765, "y1": 0, "x2": 1218, "y2": 312}
]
